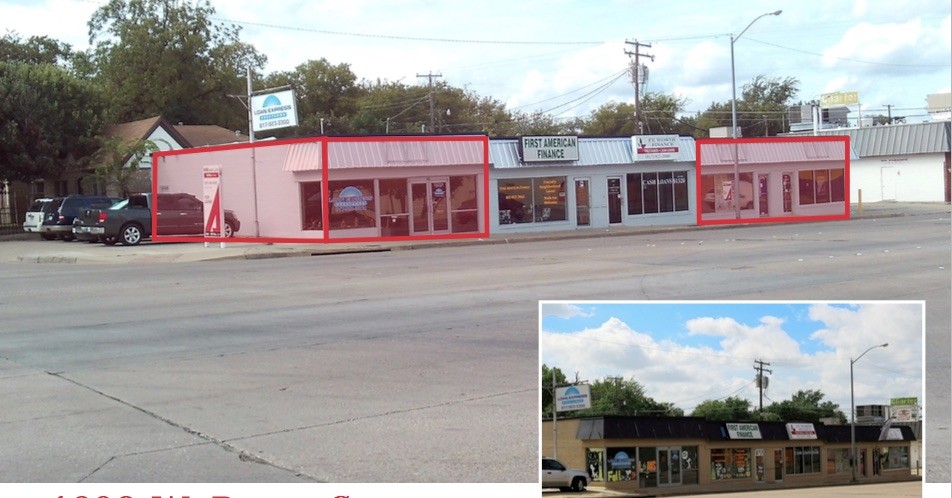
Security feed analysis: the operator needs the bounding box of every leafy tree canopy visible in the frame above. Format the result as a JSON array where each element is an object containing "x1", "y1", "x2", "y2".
[
  {"x1": 691, "y1": 396, "x2": 754, "y2": 421},
  {"x1": 765, "y1": 389, "x2": 846, "y2": 424},
  {"x1": 0, "y1": 61, "x2": 106, "y2": 183},
  {"x1": 87, "y1": 0, "x2": 266, "y2": 127}
]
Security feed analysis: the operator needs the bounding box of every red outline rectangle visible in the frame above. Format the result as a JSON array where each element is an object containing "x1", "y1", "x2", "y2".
[
  {"x1": 152, "y1": 134, "x2": 490, "y2": 244},
  {"x1": 695, "y1": 136, "x2": 850, "y2": 226}
]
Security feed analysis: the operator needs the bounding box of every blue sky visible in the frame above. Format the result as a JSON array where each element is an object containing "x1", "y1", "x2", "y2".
[
  {"x1": 540, "y1": 301, "x2": 923, "y2": 415},
  {"x1": 3, "y1": 0, "x2": 949, "y2": 123}
]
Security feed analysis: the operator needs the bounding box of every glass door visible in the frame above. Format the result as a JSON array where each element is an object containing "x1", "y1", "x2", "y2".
[
  {"x1": 758, "y1": 175, "x2": 769, "y2": 216},
  {"x1": 607, "y1": 177, "x2": 623, "y2": 224},
  {"x1": 575, "y1": 178, "x2": 590, "y2": 226},
  {"x1": 658, "y1": 447, "x2": 682, "y2": 486},
  {"x1": 410, "y1": 178, "x2": 450, "y2": 235},
  {"x1": 774, "y1": 448, "x2": 783, "y2": 481}
]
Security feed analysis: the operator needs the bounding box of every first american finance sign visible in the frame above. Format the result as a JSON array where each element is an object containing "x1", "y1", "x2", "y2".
[{"x1": 520, "y1": 136, "x2": 579, "y2": 162}]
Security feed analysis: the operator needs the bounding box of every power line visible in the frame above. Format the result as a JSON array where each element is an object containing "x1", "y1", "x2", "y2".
[{"x1": 211, "y1": 17, "x2": 603, "y2": 46}]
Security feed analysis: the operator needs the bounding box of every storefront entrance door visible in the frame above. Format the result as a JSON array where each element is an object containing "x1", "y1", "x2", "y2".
[
  {"x1": 657, "y1": 447, "x2": 682, "y2": 486},
  {"x1": 773, "y1": 449, "x2": 783, "y2": 481},
  {"x1": 607, "y1": 177, "x2": 623, "y2": 224},
  {"x1": 755, "y1": 449, "x2": 766, "y2": 483},
  {"x1": 575, "y1": 178, "x2": 590, "y2": 226},
  {"x1": 410, "y1": 178, "x2": 449, "y2": 235},
  {"x1": 758, "y1": 175, "x2": 769, "y2": 216}
]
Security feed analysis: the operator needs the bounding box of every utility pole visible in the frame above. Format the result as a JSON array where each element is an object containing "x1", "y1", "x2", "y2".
[
  {"x1": 883, "y1": 104, "x2": 894, "y2": 124},
  {"x1": 417, "y1": 71, "x2": 443, "y2": 132},
  {"x1": 753, "y1": 359, "x2": 772, "y2": 419},
  {"x1": 624, "y1": 40, "x2": 654, "y2": 135}
]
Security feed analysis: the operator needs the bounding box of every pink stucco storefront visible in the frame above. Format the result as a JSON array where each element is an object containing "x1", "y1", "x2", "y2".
[{"x1": 152, "y1": 134, "x2": 489, "y2": 243}]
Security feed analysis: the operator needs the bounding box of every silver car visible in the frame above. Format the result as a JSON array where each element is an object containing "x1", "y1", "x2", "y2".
[{"x1": 542, "y1": 457, "x2": 588, "y2": 492}]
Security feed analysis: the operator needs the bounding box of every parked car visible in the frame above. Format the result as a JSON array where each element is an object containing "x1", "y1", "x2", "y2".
[
  {"x1": 76, "y1": 192, "x2": 240, "y2": 246},
  {"x1": 41, "y1": 195, "x2": 119, "y2": 241},
  {"x1": 22, "y1": 198, "x2": 53, "y2": 235},
  {"x1": 542, "y1": 457, "x2": 588, "y2": 492}
]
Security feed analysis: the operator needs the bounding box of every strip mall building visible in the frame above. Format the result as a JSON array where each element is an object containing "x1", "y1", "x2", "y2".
[
  {"x1": 542, "y1": 416, "x2": 917, "y2": 494},
  {"x1": 147, "y1": 123, "x2": 947, "y2": 244}
]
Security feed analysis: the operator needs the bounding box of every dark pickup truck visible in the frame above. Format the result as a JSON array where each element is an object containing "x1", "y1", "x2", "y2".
[{"x1": 73, "y1": 192, "x2": 240, "y2": 245}]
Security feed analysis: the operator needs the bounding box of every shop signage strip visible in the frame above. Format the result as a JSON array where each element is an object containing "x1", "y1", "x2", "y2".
[
  {"x1": 726, "y1": 422, "x2": 763, "y2": 439},
  {"x1": 520, "y1": 135, "x2": 579, "y2": 162}
]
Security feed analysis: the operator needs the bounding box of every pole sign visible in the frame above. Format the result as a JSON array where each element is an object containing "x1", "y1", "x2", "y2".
[
  {"x1": 251, "y1": 89, "x2": 299, "y2": 132},
  {"x1": 202, "y1": 165, "x2": 224, "y2": 237},
  {"x1": 633, "y1": 135, "x2": 680, "y2": 161},
  {"x1": 555, "y1": 384, "x2": 591, "y2": 412},
  {"x1": 820, "y1": 91, "x2": 859, "y2": 108},
  {"x1": 520, "y1": 136, "x2": 579, "y2": 162}
]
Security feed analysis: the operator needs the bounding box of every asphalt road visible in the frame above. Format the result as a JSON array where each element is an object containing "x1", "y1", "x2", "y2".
[{"x1": 0, "y1": 203, "x2": 948, "y2": 487}]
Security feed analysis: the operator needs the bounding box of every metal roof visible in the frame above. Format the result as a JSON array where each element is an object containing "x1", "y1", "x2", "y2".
[
  {"x1": 328, "y1": 138, "x2": 485, "y2": 169},
  {"x1": 699, "y1": 140, "x2": 850, "y2": 166},
  {"x1": 574, "y1": 416, "x2": 916, "y2": 442},
  {"x1": 490, "y1": 136, "x2": 696, "y2": 169},
  {"x1": 789, "y1": 121, "x2": 951, "y2": 157}
]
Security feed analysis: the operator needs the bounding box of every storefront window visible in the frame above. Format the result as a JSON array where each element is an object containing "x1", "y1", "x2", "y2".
[
  {"x1": 607, "y1": 448, "x2": 638, "y2": 482},
  {"x1": 799, "y1": 169, "x2": 844, "y2": 206},
  {"x1": 879, "y1": 446, "x2": 909, "y2": 470},
  {"x1": 300, "y1": 181, "x2": 323, "y2": 231},
  {"x1": 328, "y1": 180, "x2": 376, "y2": 230},
  {"x1": 639, "y1": 447, "x2": 657, "y2": 487},
  {"x1": 710, "y1": 448, "x2": 751, "y2": 480},
  {"x1": 786, "y1": 446, "x2": 821, "y2": 474},
  {"x1": 450, "y1": 175, "x2": 479, "y2": 233},
  {"x1": 497, "y1": 177, "x2": 566, "y2": 225},
  {"x1": 627, "y1": 171, "x2": 689, "y2": 216},
  {"x1": 827, "y1": 448, "x2": 850, "y2": 474},
  {"x1": 586, "y1": 449, "x2": 605, "y2": 482},
  {"x1": 701, "y1": 173, "x2": 753, "y2": 214},
  {"x1": 830, "y1": 168, "x2": 845, "y2": 202},
  {"x1": 378, "y1": 178, "x2": 409, "y2": 236},
  {"x1": 681, "y1": 446, "x2": 699, "y2": 485}
]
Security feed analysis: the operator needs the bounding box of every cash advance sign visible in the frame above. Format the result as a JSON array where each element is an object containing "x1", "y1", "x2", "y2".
[
  {"x1": 251, "y1": 89, "x2": 299, "y2": 132},
  {"x1": 520, "y1": 136, "x2": 579, "y2": 162}
]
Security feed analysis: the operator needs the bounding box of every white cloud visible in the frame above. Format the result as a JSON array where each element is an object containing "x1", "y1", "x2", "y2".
[
  {"x1": 541, "y1": 303, "x2": 923, "y2": 415},
  {"x1": 540, "y1": 303, "x2": 591, "y2": 319}
]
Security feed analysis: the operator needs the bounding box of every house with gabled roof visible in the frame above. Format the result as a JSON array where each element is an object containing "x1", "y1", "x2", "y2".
[{"x1": 4, "y1": 116, "x2": 249, "y2": 225}]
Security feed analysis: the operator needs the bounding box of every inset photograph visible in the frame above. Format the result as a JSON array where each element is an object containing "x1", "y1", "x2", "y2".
[{"x1": 540, "y1": 301, "x2": 923, "y2": 495}]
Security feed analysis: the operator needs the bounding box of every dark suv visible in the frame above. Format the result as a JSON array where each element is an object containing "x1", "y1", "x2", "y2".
[{"x1": 41, "y1": 195, "x2": 118, "y2": 241}]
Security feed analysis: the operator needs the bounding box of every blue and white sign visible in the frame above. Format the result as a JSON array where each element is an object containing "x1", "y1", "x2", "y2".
[
  {"x1": 555, "y1": 384, "x2": 592, "y2": 412},
  {"x1": 251, "y1": 89, "x2": 299, "y2": 132}
]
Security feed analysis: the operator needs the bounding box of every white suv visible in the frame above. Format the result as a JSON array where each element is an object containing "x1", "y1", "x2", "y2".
[
  {"x1": 22, "y1": 198, "x2": 52, "y2": 234},
  {"x1": 542, "y1": 457, "x2": 588, "y2": 492}
]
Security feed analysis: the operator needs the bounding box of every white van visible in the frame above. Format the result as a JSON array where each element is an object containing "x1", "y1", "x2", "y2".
[{"x1": 22, "y1": 197, "x2": 53, "y2": 234}]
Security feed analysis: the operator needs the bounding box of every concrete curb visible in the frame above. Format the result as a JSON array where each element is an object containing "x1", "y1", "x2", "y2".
[{"x1": 1, "y1": 203, "x2": 946, "y2": 264}]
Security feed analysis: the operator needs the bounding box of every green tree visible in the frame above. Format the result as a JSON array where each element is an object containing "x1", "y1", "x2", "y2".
[
  {"x1": 765, "y1": 389, "x2": 846, "y2": 424},
  {"x1": 582, "y1": 101, "x2": 636, "y2": 136},
  {"x1": 580, "y1": 376, "x2": 683, "y2": 417},
  {"x1": 0, "y1": 61, "x2": 106, "y2": 183},
  {"x1": 87, "y1": 0, "x2": 266, "y2": 127},
  {"x1": 697, "y1": 74, "x2": 799, "y2": 138},
  {"x1": 88, "y1": 136, "x2": 158, "y2": 197},
  {"x1": 0, "y1": 32, "x2": 72, "y2": 66},
  {"x1": 262, "y1": 58, "x2": 362, "y2": 137},
  {"x1": 691, "y1": 396, "x2": 754, "y2": 421}
]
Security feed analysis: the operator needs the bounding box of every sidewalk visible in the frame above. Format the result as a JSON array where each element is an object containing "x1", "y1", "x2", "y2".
[{"x1": 1, "y1": 202, "x2": 945, "y2": 264}]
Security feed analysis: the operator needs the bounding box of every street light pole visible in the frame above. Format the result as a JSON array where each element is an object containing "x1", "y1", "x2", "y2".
[
  {"x1": 730, "y1": 10, "x2": 781, "y2": 219},
  {"x1": 850, "y1": 342, "x2": 889, "y2": 483}
]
